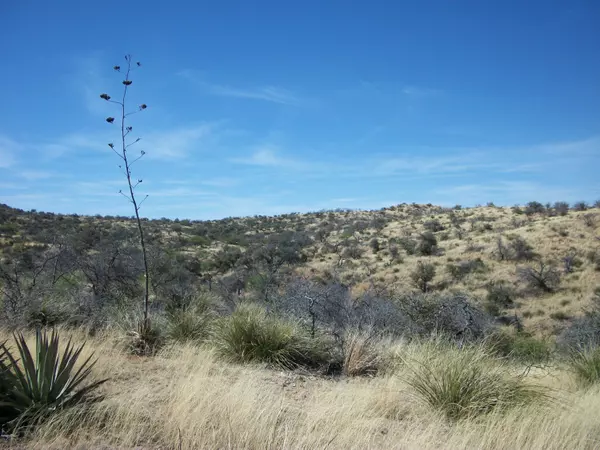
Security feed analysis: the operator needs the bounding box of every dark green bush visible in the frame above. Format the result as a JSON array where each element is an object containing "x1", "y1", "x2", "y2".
[
  {"x1": 485, "y1": 281, "x2": 515, "y2": 310},
  {"x1": 417, "y1": 232, "x2": 438, "y2": 256}
]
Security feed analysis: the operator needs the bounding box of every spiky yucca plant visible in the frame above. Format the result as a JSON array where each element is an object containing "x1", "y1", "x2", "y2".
[{"x1": 0, "y1": 329, "x2": 108, "y2": 430}]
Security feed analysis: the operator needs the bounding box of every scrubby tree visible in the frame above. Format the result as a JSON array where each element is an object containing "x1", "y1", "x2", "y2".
[
  {"x1": 399, "y1": 292, "x2": 492, "y2": 342},
  {"x1": 242, "y1": 231, "x2": 310, "y2": 302},
  {"x1": 525, "y1": 201, "x2": 546, "y2": 216},
  {"x1": 423, "y1": 219, "x2": 444, "y2": 232},
  {"x1": 369, "y1": 238, "x2": 380, "y2": 253},
  {"x1": 553, "y1": 201, "x2": 570, "y2": 216},
  {"x1": 0, "y1": 244, "x2": 73, "y2": 323},
  {"x1": 279, "y1": 278, "x2": 409, "y2": 341},
  {"x1": 411, "y1": 261, "x2": 436, "y2": 293},
  {"x1": 495, "y1": 236, "x2": 508, "y2": 261},
  {"x1": 573, "y1": 201, "x2": 589, "y2": 212},
  {"x1": 417, "y1": 231, "x2": 438, "y2": 256}
]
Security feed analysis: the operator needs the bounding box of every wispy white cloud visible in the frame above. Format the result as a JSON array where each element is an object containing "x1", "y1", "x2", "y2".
[
  {"x1": 402, "y1": 85, "x2": 442, "y2": 96},
  {"x1": 163, "y1": 177, "x2": 239, "y2": 188},
  {"x1": 373, "y1": 154, "x2": 488, "y2": 176},
  {"x1": 146, "y1": 123, "x2": 217, "y2": 159},
  {"x1": 0, "y1": 136, "x2": 19, "y2": 168},
  {"x1": 210, "y1": 84, "x2": 303, "y2": 105},
  {"x1": 16, "y1": 170, "x2": 55, "y2": 181},
  {"x1": 5, "y1": 122, "x2": 219, "y2": 162},
  {"x1": 145, "y1": 187, "x2": 214, "y2": 198},
  {"x1": 432, "y1": 181, "x2": 579, "y2": 204},
  {"x1": 225, "y1": 135, "x2": 596, "y2": 182},
  {"x1": 0, "y1": 182, "x2": 24, "y2": 190},
  {"x1": 72, "y1": 54, "x2": 115, "y2": 117},
  {"x1": 229, "y1": 146, "x2": 305, "y2": 168},
  {"x1": 533, "y1": 136, "x2": 600, "y2": 156},
  {"x1": 179, "y1": 70, "x2": 305, "y2": 106},
  {"x1": 200, "y1": 177, "x2": 239, "y2": 188}
]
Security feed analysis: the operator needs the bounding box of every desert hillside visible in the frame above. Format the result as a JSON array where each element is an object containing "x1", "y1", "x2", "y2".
[{"x1": 1, "y1": 200, "x2": 598, "y2": 337}]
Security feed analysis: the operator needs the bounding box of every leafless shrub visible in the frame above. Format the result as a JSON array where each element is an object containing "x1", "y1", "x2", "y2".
[
  {"x1": 495, "y1": 236, "x2": 508, "y2": 261},
  {"x1": 277, "y1": 279, "x2": 409, "y2": 340},
  {"x1": 562, "y1": 254, "x2": 582, "y2": 274},
  {"x1": 399, "y1": 292, "x2": 492, "y2": 342},
  {"x1": 582, "y1": 213, "x2": 597, "y2": 228},
  {"x1": 517, "y1": 261, "x2": 561, "y2": 293},
  {"x1": 508, "y1": 235, "x2": 536, "y2": 261}
]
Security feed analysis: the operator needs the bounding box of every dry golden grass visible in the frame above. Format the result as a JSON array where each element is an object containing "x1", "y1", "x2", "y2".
[{"x1": 2, "y1": 329, "x2": 599, "y2": 449}]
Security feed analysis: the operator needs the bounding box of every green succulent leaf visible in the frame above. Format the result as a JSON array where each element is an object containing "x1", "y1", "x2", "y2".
[{"x1": 0, "y1": 330, "x2": 108, "y2": 431}]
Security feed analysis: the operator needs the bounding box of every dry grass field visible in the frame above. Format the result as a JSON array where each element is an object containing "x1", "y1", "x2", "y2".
[{"x1": 4, "y1": 328, "x2": 599, "y2": 450}]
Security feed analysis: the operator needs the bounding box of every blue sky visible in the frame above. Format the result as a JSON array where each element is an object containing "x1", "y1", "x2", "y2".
[{"x1": 1, "y1": 1, "x2": 599, "y2": 219}]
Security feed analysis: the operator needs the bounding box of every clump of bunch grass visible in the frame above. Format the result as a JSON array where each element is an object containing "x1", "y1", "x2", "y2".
[
  {"x1": 341, "y1": 331, "x2": 382, "y2": 377},
  {"x1": 127, "y1": 319, "x2": 164, "y2": 356},
  {"x1": 165, "y1": 293, "x2": 218, "y2": 344},
  {"x1": 402, "y1": 344, "x2": 547, "y2": 421},
  {"x1": 165, "y1": 309, "x2": 212, "y2": 344},
  {"x1": 212, "y1": 303, "x2": 329, "y2": 369},
  {"x1": 485, "y1": 329, "x2": 552, "y2": 365},
  {"x1": 567, "y1": 346, "x2": 600, "y2": 387}
]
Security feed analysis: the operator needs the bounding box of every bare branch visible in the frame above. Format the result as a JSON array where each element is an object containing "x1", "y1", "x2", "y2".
[
  {"x1": 137, "y1": 194, "x2": 149, "y2": 210},
  {"x1": 125, "y1": 137, "x2": 141, "y2": 149},
  {"x1": 118, "y1": 189, "x2": 132, "y2": 203},
  {"x1": 108, "y1": 143, "x2": 124, "y2": 160}
]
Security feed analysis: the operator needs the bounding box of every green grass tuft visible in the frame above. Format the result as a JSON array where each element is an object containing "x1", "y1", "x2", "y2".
[
  {"x1": 402, "y1": 344, "x2": 547, "y2": 421},
  {"x1": 568, "y1": 346, "x2": 600, "y2": 387},
  {"x1": 212, "y1": 303, "x2": 329, "y2": 369}
]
